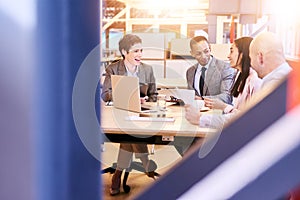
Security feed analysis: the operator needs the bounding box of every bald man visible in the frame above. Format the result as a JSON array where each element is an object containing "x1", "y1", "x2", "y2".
[
  {"x1": 249, "y1": 31, "x2": 292, "y2": 89},
  {"x1": 249, "y1": 31, "x2": 295, "y2": 200},
  {"x1": 185, "y1": 31, "x2": 292, "y2": 131}
]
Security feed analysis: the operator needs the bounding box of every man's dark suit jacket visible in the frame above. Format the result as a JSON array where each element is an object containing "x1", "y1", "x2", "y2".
[{"x1": 186, "y1": 56, "x2": 235, "y2": 104}]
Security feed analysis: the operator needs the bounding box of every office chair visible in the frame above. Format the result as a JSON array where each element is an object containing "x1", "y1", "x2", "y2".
[{"x1": 101, "y1": 160, "x2": 160, "y2": 193}]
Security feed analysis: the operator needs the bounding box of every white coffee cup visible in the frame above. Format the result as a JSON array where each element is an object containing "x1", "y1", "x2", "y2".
[{"x1": 193, "y1": 99, "x2": 205, "y2": 110}]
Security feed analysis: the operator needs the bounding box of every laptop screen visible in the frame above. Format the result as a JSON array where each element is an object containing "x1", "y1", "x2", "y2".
[{"x1": 111, "y1": 75, "x2": 142, "y2": 113}]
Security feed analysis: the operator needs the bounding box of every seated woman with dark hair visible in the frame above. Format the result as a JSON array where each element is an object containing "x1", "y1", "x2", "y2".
[{"x1": 203, "y1": 36, "x2": 262, "y2": 114}]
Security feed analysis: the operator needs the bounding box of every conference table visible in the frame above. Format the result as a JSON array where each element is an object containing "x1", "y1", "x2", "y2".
[
  {"x1": 101, "y1": 102, "x2": 220, "y2": 185},
  {"x1": 101, "y1": 102, "x2": 218, "y2": 145}
]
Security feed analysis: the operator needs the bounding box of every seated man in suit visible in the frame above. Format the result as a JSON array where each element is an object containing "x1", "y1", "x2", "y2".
[
  {"x1": 174, "y1": 36, "x2": 236, "y2": 156},
  {"x1": 186, "y1": 36, "x2": 236, "y2": 104}
]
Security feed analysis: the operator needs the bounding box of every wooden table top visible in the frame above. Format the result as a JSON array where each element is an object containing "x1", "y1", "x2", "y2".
[{"x1": 101, "y1": 102, "x2": 218, "y2": 138}]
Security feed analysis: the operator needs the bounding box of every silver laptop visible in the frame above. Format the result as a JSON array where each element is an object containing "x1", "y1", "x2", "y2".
[{"x1": 111, "y1": 75, "x2": 152, "y2": 113}]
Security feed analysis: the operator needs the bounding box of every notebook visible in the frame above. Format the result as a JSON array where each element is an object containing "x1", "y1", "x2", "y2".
[{"x1": 111, "y1": 75, "x2": 152, "y2": 113}]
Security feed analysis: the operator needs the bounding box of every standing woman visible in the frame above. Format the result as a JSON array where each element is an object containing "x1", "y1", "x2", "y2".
[
  {"x1": 101, "y1": 34, "x2": 157, "y2": 195},
  {"x1": 204, "y1": 36, "x2": 262, "y2": 113}
]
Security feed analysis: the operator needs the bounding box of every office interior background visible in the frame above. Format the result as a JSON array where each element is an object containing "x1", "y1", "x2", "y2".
[{"x1": 1, "y1": 0, "x2": 300, "y2": 200}]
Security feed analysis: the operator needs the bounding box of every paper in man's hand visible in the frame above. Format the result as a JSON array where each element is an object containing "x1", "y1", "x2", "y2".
[{"x1": 172, "y1": 89, "x2": 195, "y2": 105}]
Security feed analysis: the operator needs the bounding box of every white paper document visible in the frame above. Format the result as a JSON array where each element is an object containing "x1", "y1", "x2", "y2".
[{"x1": 175, "y1": 89, "x2": 194, "y2": 105}]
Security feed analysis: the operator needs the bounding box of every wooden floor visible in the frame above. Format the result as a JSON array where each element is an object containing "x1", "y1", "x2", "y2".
[{"x1": 101, "y1": 143, "x2": 181, "y2": 199}]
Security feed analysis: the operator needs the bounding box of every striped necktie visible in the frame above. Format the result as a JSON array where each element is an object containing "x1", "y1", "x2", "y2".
[{"x1": 199, "y1": 67, "x2": 206, "y2": 96}]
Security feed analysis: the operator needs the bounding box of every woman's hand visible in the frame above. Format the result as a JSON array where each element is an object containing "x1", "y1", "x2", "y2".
[{"x1": 203, "y1": 97, "x2": 227, "y2": 110}]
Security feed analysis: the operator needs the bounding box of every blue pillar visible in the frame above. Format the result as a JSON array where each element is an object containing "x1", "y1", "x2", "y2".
[{"x1": 35, "y1": 0, "x2": 100, "y2": 200}]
